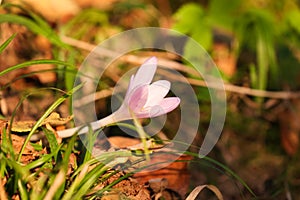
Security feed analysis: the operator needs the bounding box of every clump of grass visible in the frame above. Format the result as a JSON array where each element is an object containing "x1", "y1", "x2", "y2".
[{"x1": 0, "y1": 124, "x2": 136, "y2": 199}]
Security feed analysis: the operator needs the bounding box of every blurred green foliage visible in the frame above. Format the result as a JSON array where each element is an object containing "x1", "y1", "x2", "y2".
[{"x1": 172, "y1": 0, "x2": 300, "y2": 96}]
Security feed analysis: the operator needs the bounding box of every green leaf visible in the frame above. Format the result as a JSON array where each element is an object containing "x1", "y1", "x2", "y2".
[
  {"x1": 173, "y1": 3, "x2": 213, "y2": 51},
  {"x1": 172, "y1": 3, "x2": 204, "y2": 34},
  {"x1": 286, "y1": 9, "x2": 300, "y2": 34},
  {"x1": 209, "y1": 0, "x2": 242, "y2": 29},
  {"x1": 190, "y1": 24, "x2": 213, "y2": 50},
  {"x1": 236, "y1": 8, "x2": 278, "y2": 95}
]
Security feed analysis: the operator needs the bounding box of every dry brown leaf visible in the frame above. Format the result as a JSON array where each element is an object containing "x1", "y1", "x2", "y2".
[
  {"x1": 0, "y1": 132, "x2": 46, "y2": 164},
  {"x1": 10, "y1": 112, "x2": 73, "y2": 133},
  {"x1": 108, "y1": 136, "x2": 141, "y2": 148},
  {"x1": 99, "y1": 172, "x2": 150, "y2": 200},
  {"x1": 134, "y1": 153, "x2": 192, "y2": 198},
  {"x1": 185, "y1": 184, "x2": 223, "y2": 200}
]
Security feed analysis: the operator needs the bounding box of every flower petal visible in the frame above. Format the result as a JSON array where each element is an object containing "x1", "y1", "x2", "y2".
[
  {"x1": 145, "y1": 80, "x2": 171, "y2": 107},
  {"x1": 124, "y1": 75, "x2": 135, "y2": 102},
  {"x1": 149, "y1": 97, "x2": 181, "y2": 117},
  {"x1": 130, "y1": 57, "x2": 157, "y2": 91},
  {"x1": 134, "y1": 97, "x2": 180, "y2": 118},
  {"x1": 128, "y1": 85, "x2": 148, "y2": 112}
]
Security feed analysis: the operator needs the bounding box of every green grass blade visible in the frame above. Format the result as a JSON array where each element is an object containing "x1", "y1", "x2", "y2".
[
  {"x1": 61, "y1": 134, "x2": 77, "y2": 170},
  {"x1": 95, "y1": 171, "x2": 133, "y2": 197},
  {"x1": 0, "y1": 14, "x2": 67, "y2": 47},
  {"x1": 1, "y1": 68, "x2": 79, "y2": 90},
  {"x1": 63, "y1": 49, "x2": 78, "y2": 91},
  {"x1": 30, "y1": 175, "x2": 48, "y2": 200},
  {"x1": 42, "y1": 127, "x2": 62, "y2": 162},
  {"x1": 44, "y1": 134, "x2": 77, "y2": 200},
  {"x1": 24, "y1": 144, "x2": 62, "y2": 170},
  {"x1": 3, "y1": 156, "x2": 30, "y2": 180},
  {"x1": 62, "y1": 162, "x2": 109, "y2": 200},
  {"x1": 74, "y1": 164, "x2": 109, "y2": 199},
  {"x1": 61, "y1": 164, "x2": 89, "y2": 200},
  {"x1": 0, "y1": 59, "x2": 74, "y2": 77},
  {"x1": 82, "y1": 128, "x2": 101, "y2": 164},
  {"x1": 0, "y1": 127, "x2": 16, "y2": 160},
  {"x1": 18, "y1": 180, "x2": 29, "y2": 200},
  {"x1": 0, "y1": 154, "x2": 6, "y2": 176},
  {"x1": 44, "y1": 168, "x2": 66, "y2": 200},
  {"x1": 0, "y1": 33, "x2": 16, "y2": 54},
  {"x1": 55, "y1": 137, "x2": 76, "y2": 198},
  {"x1": 17, "y1": 84, "x2": 83, "y2": 162},
  {"x1": 186, "y1": 152, "x2": 257, "y2": 197}
]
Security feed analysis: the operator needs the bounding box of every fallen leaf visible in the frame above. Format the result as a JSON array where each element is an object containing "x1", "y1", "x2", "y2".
[
  {"x1": 133, "y1": 153, "x2": 192, "y2": 198},
  {"x1": 185, "y1": 184, "x2": 223, "y2": 200},
  {"x1": 10, "y1": 112, "x2": 73, "y2": 132}
]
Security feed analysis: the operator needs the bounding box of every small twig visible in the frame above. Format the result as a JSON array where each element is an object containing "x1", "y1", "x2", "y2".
[
  {"x1": 158, "y1": 68, "x2": 300, "y2": 99},
  {"x1": 61, "y1": 36, "x2": 300, "y2": 100},
  {"x1": 193, "y1": 79, "x2": 300, "y2": 99}
]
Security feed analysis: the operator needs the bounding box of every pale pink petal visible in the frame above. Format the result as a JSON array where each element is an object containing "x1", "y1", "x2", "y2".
[
  {"x1": 124, "y1": 75, "x2": 135, "y2": 102},
  {"x1": 149, "y1": 97, "x2": 181, "y2": 117},
  {"x1": 139, "y1": 105, "x2": 163, "y2": 118},
  {"x1": 145, "y1": 80, "x2": 170, "y2": 107},
  {"x1": 134, "y1": 109, "x2": 153, "y2": 118},
  {"x1": 130, "y1": 57, "x2": 157, "y2": 91},
  {"x1": 128, "y1": 85, "x2": 148, "y2": 111},
  {"x1": 134, "y1": 97, "x2": 180, "y2": 118}
]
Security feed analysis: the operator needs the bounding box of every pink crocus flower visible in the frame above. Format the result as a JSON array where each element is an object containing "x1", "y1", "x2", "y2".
[{"x1": 57, "y1": 57, "x2": 180, "y2": 138}]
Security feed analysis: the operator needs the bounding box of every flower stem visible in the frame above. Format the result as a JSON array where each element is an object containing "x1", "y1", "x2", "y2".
[{"x1": 56, "y1": 113, "x2": 115, "y2": 138}]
